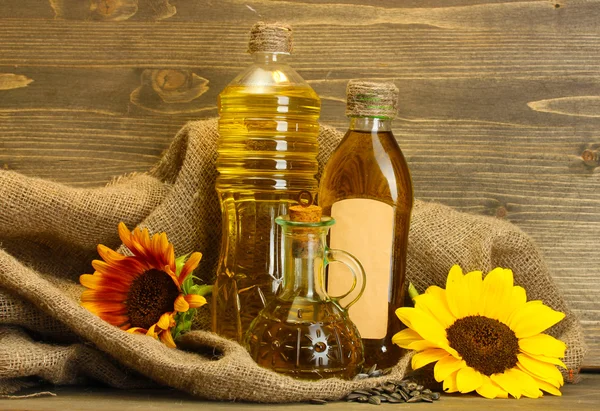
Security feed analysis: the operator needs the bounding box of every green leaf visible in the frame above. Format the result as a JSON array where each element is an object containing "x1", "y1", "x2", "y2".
[
  {"x1": 181, "y1": 275, "x2": 193, "y2": 295},
  {"x1": 189, "y1": 284, "x2": 213, "y2": 296},
  {"x1": 175, "y1": 253, "x2": 190, "y2": 278},
  {"x1": 408, "y1": 282, "x2": 420, "y2": 301},
  {"x1": 171, "y1": 308, "x2": 197, "y2": 340}
]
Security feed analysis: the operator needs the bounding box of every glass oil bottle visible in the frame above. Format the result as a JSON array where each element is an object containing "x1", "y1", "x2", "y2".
[
  {"x1": 244, "y1": 199, "x2": 366, "y2": 379},
  {"x1": 318, "y1": 80, "x2": 413, "y2": 369},
  {"x1": 212, "y1": 22, "x2": 321, "y2": 342}
]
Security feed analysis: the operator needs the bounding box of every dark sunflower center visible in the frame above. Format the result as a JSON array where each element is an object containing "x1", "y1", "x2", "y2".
[
  {"x1": 126, "y1": 269, "x2": 179, "y2": 330},
  {"x1": 446, "y1": 315, "x2": 519, "y2": 376}
]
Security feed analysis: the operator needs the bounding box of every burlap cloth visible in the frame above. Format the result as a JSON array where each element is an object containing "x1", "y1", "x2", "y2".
[{"x1": 0, "y1": 119, "x2": 586, "y2": 401}]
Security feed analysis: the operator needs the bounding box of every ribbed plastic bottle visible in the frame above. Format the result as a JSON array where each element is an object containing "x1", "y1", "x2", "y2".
[{"x1": 212, "y1": 22, "x2": 321, "y2": 342}]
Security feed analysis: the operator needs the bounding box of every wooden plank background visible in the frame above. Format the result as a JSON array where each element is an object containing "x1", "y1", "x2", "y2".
[{"x1": 0, "y1": 0, "x2": 599, "y2": 368}]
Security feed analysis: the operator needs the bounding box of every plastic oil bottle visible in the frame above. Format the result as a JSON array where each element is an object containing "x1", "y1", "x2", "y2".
[{"x1": 212, "y1": 22, "x2": 321, "y2": 342}]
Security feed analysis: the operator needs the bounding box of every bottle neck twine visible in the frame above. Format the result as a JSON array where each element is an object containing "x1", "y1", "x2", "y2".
[
  {"x1": 345, "y1": 80, "x2": 399, "y2": 119},
  {"x1": 248, "y1": 22, "x2": 293, "y2": 54}
]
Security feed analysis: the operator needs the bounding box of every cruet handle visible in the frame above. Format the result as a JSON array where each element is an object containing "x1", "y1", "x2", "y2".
[{"x1": 323, "y1": 248, "x2": 367, "y2": 310}]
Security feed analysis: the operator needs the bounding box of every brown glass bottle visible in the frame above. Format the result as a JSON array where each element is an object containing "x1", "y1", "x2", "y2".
[{"x1": 318, "y1": 81, "x2": 413, "y2": 369}]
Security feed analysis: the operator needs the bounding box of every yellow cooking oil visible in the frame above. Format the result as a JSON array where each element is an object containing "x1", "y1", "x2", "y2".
[{"x1": 213, "y1": 57, "x2": 321, "y2": 342}]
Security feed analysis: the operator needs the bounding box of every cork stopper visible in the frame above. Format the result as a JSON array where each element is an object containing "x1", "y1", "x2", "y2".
[
  {"x1": 289, "y1": 205, "x2": 322, "y2": 223},
  {"x1": 289, "y1": 191, "x2": 322, "y2": 222},
  {"x1": 346, "y1": 80, "x2": 399, "y2": 119},
  {"x1": 248, "y1": 22, "x2": 293, "y2": 54}
]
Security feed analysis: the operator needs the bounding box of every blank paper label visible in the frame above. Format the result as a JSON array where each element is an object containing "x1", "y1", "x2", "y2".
[{"x1": 328, "y1": 199, "x2": 393, "y2": 339}]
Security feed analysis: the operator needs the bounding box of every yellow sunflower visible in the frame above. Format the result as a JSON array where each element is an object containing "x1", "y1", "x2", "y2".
[
  {"x1": 393, "y1": 265, "x2": 567, "y2": 399},
  {"x1": 80, "y1": 222, "x2": 210, "y2": 347}
]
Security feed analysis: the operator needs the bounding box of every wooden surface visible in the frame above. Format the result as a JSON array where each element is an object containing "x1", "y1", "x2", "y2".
[
  {"x1": 1, "y1": 373, "x2": 599, "y2": 410},
  {"x1": 0, "y1": 1, "x2": 599, "y2": 367}
]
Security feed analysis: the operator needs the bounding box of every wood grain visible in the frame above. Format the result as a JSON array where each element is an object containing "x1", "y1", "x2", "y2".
[
  {"x1": 0, "y1": 0, "x2": 599, "y2": 368},
  {"x1": 1, "y1": 373, "x2": 599, "y2": 409}
]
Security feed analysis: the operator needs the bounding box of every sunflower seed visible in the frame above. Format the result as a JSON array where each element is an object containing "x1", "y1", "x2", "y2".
[
  {"x1": 382, "y1": 367, "x2": 393, "y2": 375},
  {"x1": 352, "y1": 390, "x2": 372, "y2": 396},
  {"x1": 391, "y1": 392, "x2": 405, "y2": 401},
  {"x1": 407, "y1": 382, "x2": 418, "y2": 391},
  {"x1": 422, "y1": 388, "x2": 432, "y2": 395},
  {"x1": 368, "y1": 396, "x2": 382, "y2": 405},
  {"x1": 383, "y1": 385, "x2": 396, "y2": 394},
  {"x1": 309, "y1": 399, "x2": 327, "y2": 405},
  {"x1": 356, "y1": 395, "x2": 369, "y2": 403},
  {"x1": 367, "y1": 364, "x2": 378, "y2": 375},
  {"x1": 421, "y1": 395, "x2": 434, "y2": 403},
  {"x1": 369, "y1": 370, "x2": 383, "y2": 378},
  {"x1": 381, "y1": 393, "x2": 395, "y2": 402},
  {"x1": 430, "y1": 392, "x2": 441, "y2": 400},
  {"x1": 416, "y1": 385, "x2": 424, "y2": 391},
  {"x1": 407, "y1": 395, "x2": 423, "y2": 403},
  {"x1": 353, "y1": 373, "x2": 369, "y2": 381},
  {"x1": 410, "y1": 390, "x2": 421, "y2": 397},
  {"x1": 398, "y1": 390, "x2": 410, "y2": 401},
  {"x1": 345, "y1": 393, "x2": 363, "y2": 400}
]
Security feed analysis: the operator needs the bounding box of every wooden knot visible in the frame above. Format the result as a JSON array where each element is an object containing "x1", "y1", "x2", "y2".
[{"x1": 581, "y1": 149, "x2": 599, "y2": 167}]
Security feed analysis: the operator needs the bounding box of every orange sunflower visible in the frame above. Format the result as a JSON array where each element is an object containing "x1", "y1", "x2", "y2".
[{"x1": 80, "y1": 222, "x2": 210, "y2": 347}]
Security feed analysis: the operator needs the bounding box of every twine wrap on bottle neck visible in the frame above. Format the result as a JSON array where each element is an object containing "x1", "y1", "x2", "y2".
[
  {"x1": 248, "y1": 22, "x2": 293, "y2": 54},
  {"x1": 346, "y1": 80, "x2": 399, "y2": 119}
]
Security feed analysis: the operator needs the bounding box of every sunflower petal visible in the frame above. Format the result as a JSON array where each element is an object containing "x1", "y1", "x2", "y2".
[
  {"x1": 411, "y1": 348, "x2": 449, "y2": 370},
  {"x1": 523, "y1": 352, "x2": 567, "y2": 369},
  {"x1": 80, "y1": 274, "x2": 130, "y2": 292},
  {"x1": 156, "y1": 312, "x2": 172, "y2": 330},
  {"x1": 164, "y1": 265, "x2": 182, "y2": 290},
  {"x1": 81, "y1": 301, "x2": 127, "y2": 315},
  {"x1": 392, "y1": 328, "x2": 422, "y2": 348},
  {"x1": 442, "y1": 370, "x2": 459, "y2": 393},
  {"x1": 476, "y1": 375, "x2": 507, "y2": 399},
  {"x1": 533, "y1": 376, "x2": 562, "y2": 396},
  {"x1": 97, "y1": 244, "x2": 128, "y2": 262},
  {"x1": 456, "y1": 367, "x2": 483, "y2": 393},
  {"x1": 146, "y1": 324, "x2": 158, "y2": 338},
  {"x1": 97, "y1": 313, "x2": 129, "y2": 327},
  {"x1": 184, "y1": 293, "x2": 207, "y2": 308},
  {"x1": 519, "y1": 334, "x2": 567, "y2": 358},
  {"x1": 174, "y1": 294, "x2": 189, "y2": 312},
  {"x1": 160, "y1": 330, "x2": 176, "y2": 348},
  {"x1": 396, "y1": 307, "x2": 457, "y2": 356},
  {"x1": 414, "y1": 288, "x2": 456, "y2": 329},
  {"x1": 407, "y1": 339, "x2": 440, "y2": 351},
  {"x1": 179, "y1": 252, "x2": 203, "y2": 283},
  {"x1": 434, "y1": 355, "x2": 466, "y2": 382},
  {"x1": 517, "y1": 353, "x2": 564, "y2": 387},
  {"x1": 501, "y1": 285, "x2": 527, "y2": 324},
  {"x1": 81, "y1": 289, "x2": 127, "y2": 302},
  {"x1": 126, "y1": 327, "x2": 147, "y2": 334},
  {"x1": 517, "y1": 363, "x2": 562, "y2": 389},
  {"x1": 509, "y1": 302, "x2": 565, "y2": 339},
  {"x1": 463, "y1": 270, "x2": 483, "y2": 317},
  {"x1": 480, "y1": 267, "x2": 513, "y2": 320},
  {"x1": 445, "y1": 265, "x2": 470, "y2": 319},
  {"x1": 491, "y1": 370, "x2": 522, "y2": 399},
  {"x1": 511, "y1": 368, "x2": 543, "y2": 398}
]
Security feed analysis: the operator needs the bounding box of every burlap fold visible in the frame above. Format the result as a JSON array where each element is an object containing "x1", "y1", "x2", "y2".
[{"x1": 0, "y1": 119, "x2": 586, "y2": 401}]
